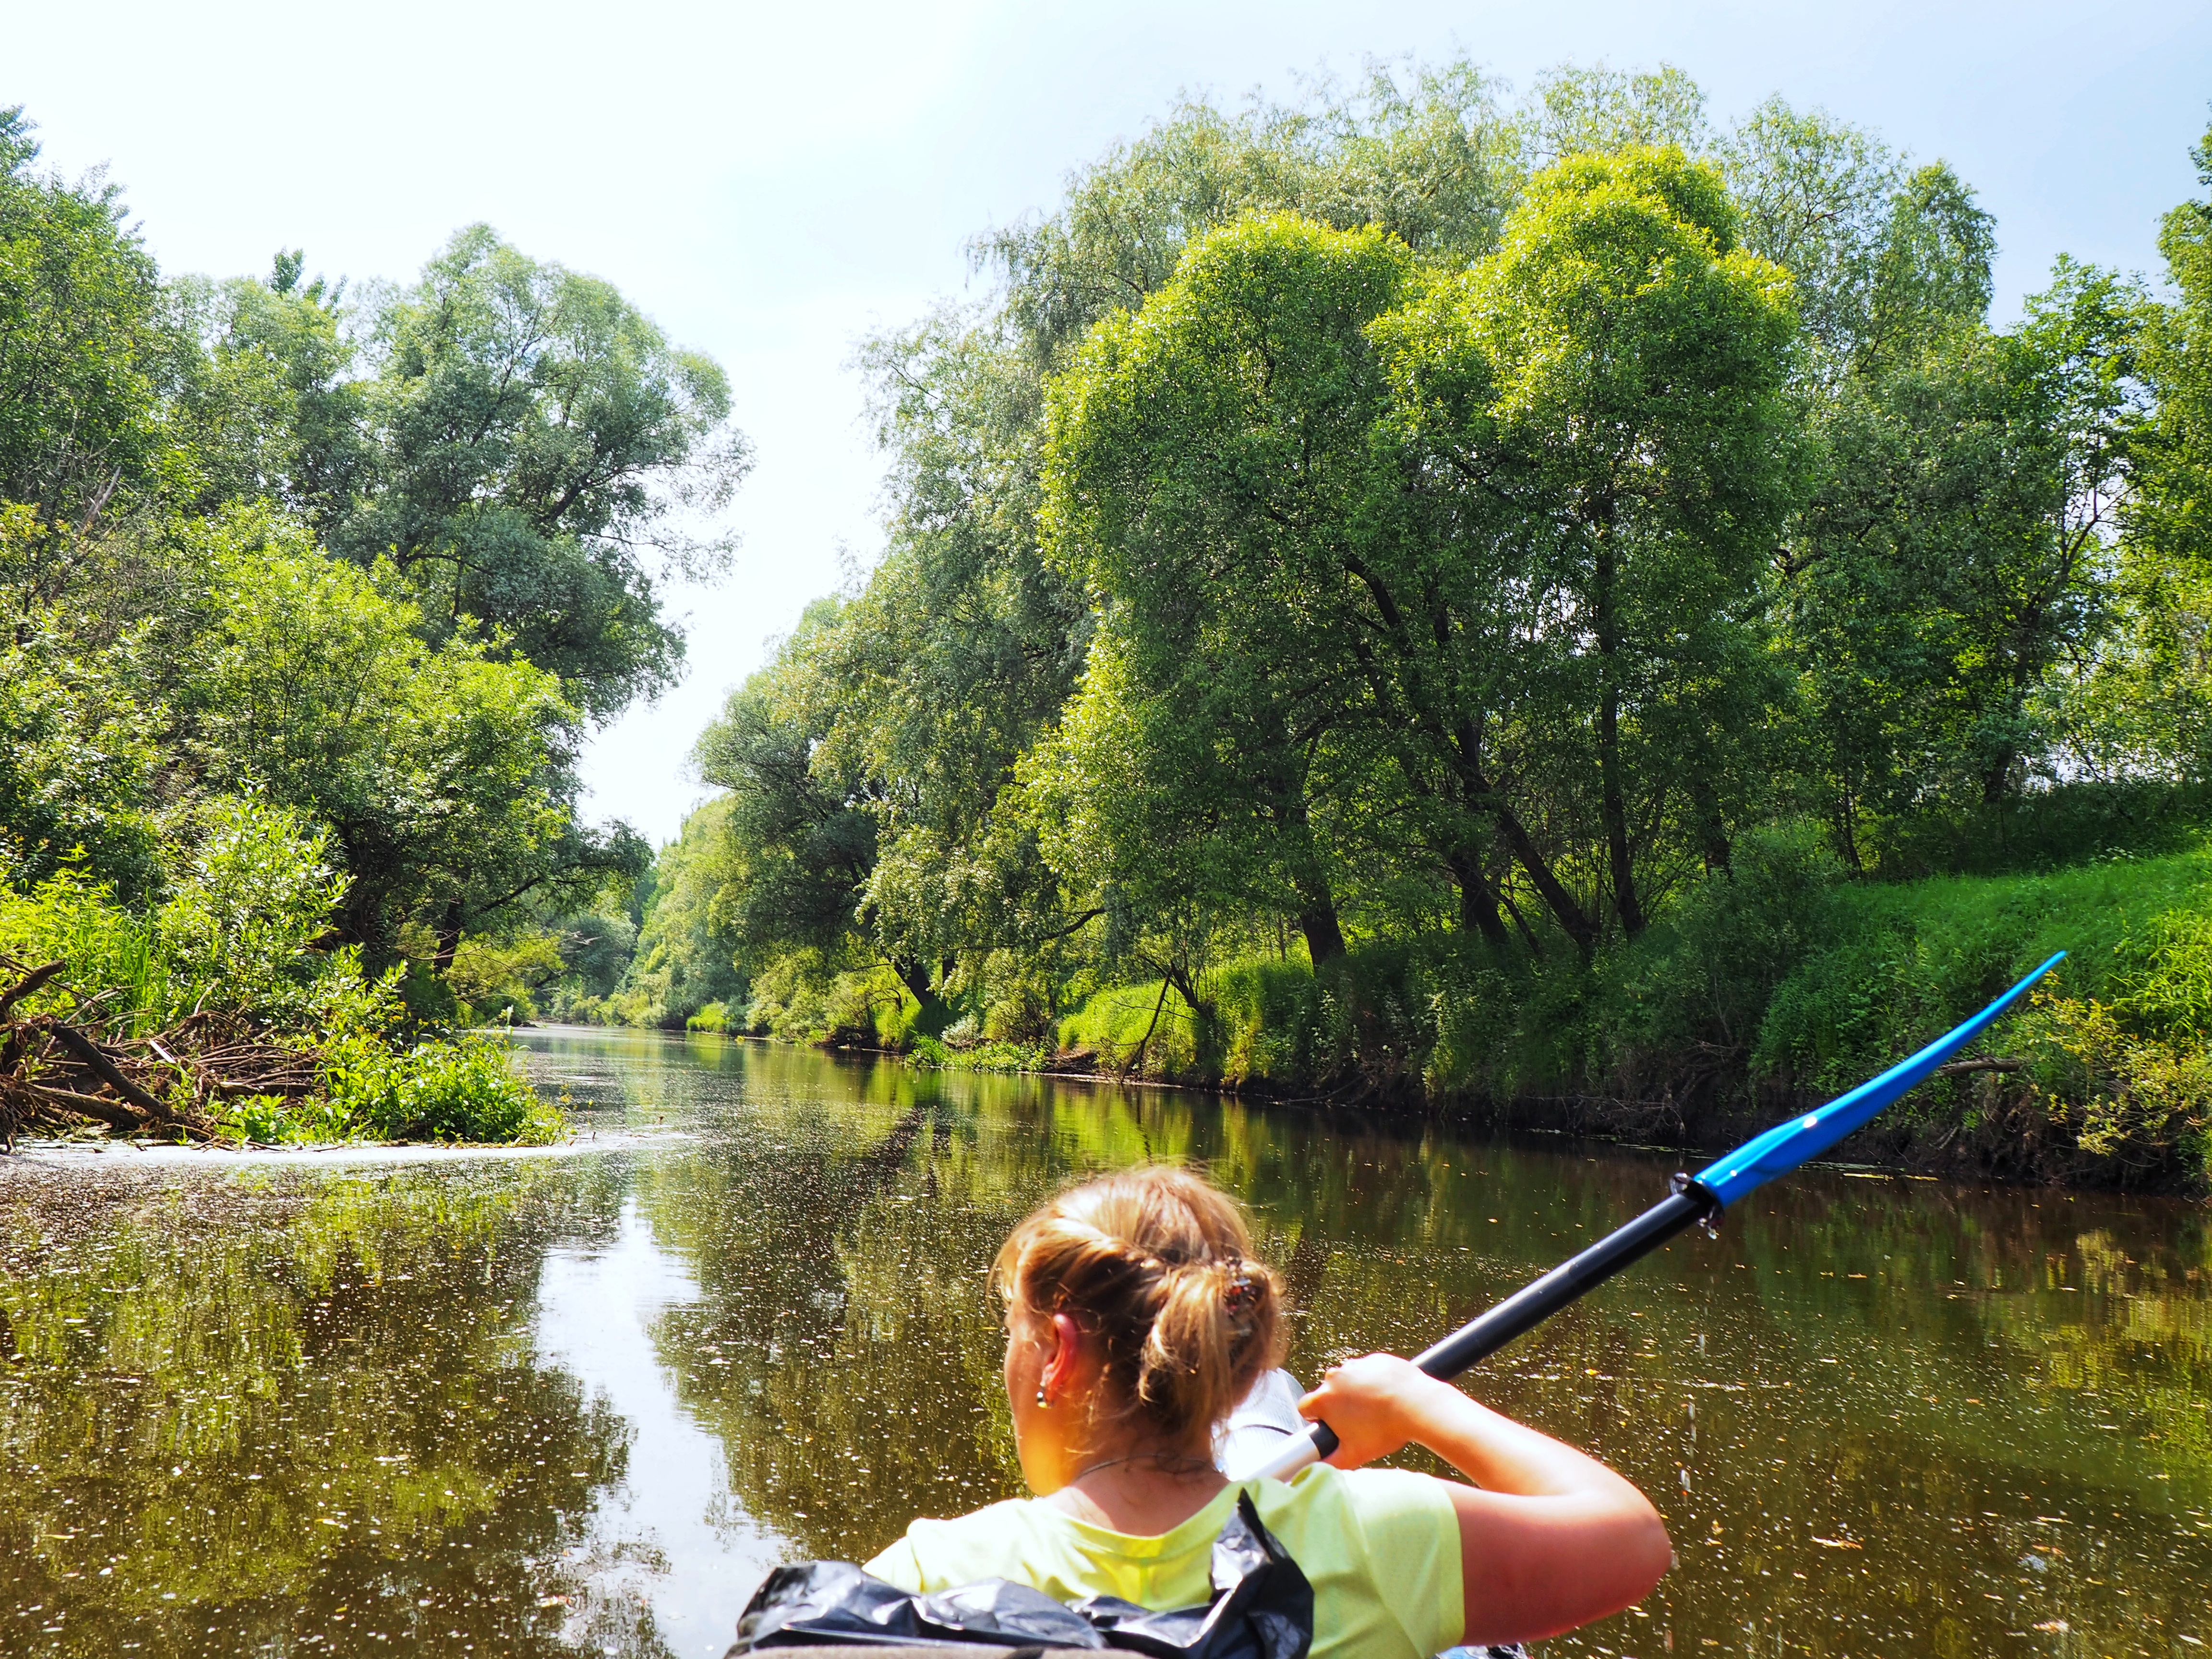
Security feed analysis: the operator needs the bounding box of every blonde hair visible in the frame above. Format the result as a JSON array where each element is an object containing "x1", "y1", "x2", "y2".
[{"x1": 993, "y1": 1166, "x2": 1287, "y2": 1442}]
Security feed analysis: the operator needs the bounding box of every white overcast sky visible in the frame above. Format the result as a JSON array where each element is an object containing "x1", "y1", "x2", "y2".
[{"x1": 12, "y1": 0, "x2": 2211, "y2": 843}]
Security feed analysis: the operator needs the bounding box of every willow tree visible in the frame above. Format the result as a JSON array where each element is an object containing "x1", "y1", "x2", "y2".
[
  {"x1": 1387, "y1": 148, "x2": 1802, "y2": 941},
  {"x1": 1038, "y1": 151, "x2": 1801, "y2": 964},
  {"x1": 193, "y1": 226, "x2": 752, "y2": 722},
  {"x1": 1036, "y1": 215, "x2": 1421, "y2": 965}
]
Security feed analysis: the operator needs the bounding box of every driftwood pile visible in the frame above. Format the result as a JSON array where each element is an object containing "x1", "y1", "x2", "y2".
[{"x1": 0, "y1": 954, "x2": 325, "y2": 1151}]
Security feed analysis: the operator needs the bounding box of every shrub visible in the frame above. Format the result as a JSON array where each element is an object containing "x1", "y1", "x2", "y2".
[{"x1": 332, "y1": 1034, "x2": 561, "y2": 1144}]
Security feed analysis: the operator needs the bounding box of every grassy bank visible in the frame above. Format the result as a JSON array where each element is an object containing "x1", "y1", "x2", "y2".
[
  {"x1": 1046, "y1": 834, "x2": 2212, "y2": 1193},
  {"x1": 0, "y1": 802, "x2": 560, "y2": 1148}
]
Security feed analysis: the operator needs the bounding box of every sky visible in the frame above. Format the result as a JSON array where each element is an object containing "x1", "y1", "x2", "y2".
[{"x1": 10, "y1": 0, "x2": 2211, "y2": 844}]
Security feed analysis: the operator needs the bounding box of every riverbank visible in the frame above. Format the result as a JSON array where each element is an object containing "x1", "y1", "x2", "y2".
[{"x1": 874, "y1": 840, "x2": 2212, "y2": 1198}]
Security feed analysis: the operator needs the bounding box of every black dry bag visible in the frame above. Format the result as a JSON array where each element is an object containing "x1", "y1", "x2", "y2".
[{"x1": 729, "y1": 1491, "x2": 1312, "y2": 1659}]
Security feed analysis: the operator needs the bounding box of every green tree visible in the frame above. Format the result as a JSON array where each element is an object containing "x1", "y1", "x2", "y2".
[
  {"x1": 692, "y1": 600, "x2": 890, "y2": 994},
  {"x1": 1784, "y1": 263, "x2": 2141, "y2": 851},
  {"x1": 1387, "y1": 147, "x2": 1802, "y2": 941},
  {"x1": 2074, "y1": 115, "x2": 2212, "y2": 781},
  {"x1": 615, "y1": 797, "x2": 747, "y2": 1027},
  {"x1": 986, "y1": 59, "x2": 1522, "y2": 373},
  {"x1": 0, "y1": 107, "x2": 177, "y2": 533},
  {"x1": 170, "y1": 249, "x2": 366, "y2": 518},
  {"x1": 1039, "y1": 214, "x2": 1424, "y2": 964},
  {"x1": 0, "y1": 507, "x2": 160, "y2": 890},
  {"x1": 169, "y1": 507, "x2": 636, "y2": 965},
  {"x1": 836, "y1": 309, "x2": 1092, "y2": 981},
  {"x1": 195, "y1": 227, "x2": 751, "y2": 721},
  {"x1": 1520, "y1": 62, "x2": 1708, "y2": 168}
]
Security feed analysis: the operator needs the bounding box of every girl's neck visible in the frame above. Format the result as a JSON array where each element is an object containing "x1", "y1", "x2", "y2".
[{"x1": 1043, "y1": 1444, "x2": 1228, "y2": 1536}]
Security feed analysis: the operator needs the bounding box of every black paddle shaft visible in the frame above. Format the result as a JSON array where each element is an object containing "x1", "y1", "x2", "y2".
[{"x1": 1303, "y1": 1178, "x2": 1721, "y2": 1462}]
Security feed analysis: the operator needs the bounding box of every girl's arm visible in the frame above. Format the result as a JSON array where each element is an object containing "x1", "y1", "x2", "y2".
[{"x1": 1298, "y1": 1353, "x2": 1672, "y2": 1648}]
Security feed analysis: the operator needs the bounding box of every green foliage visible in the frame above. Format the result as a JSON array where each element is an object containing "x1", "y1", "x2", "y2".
[
  {"x1": 1786, "y1": 259, "x2": 2144, "y2": 850},
  {"x1": 0, "y1": 797, "x2": 557, "y2": 1144},
  {"x1": 174, "y1": 228, "x2": 752, "y2": 721},
  {"x1": 605, "y1": 795, "x2": 749, "y2": 1028},
  {"x1": 444, "y1": 929, "x2": 565, "y2": 1023},
  {"x1": 328, "y1": 1033, "x2": 558, "y2": 1144},
  {"x1": 0, "y1": 795, "x2": 337, "y2": 1034},
  {"x1": 0, "y1": 108, "x2": 176, "y2": 526},
  {"x1": 314, "y1": 227, "x2": 748, "y2": 717},
  {"x1": 0, "y1": 97, "x2": 753, "y2": 1128},
  {"x1": 1058, "y1": 979, "x2": 1207, "y2": 1075},
  {"x1": 0, "y1": 522, "x2": 161, "y2": 890},
  {"x1": 1036, "y1": 149, "x2": 1800, "y2": 965},
  {"x1": 167, "y1": 505, "x2": 623, "y2": 964},
  {"x1": 1045, "y1": 837, "x2": 2210, "y2": 1187},
  {"x1": 694, "y1": 603, "x2": 880, "y2": 973},
  {"x1": 1749, "y1": 850, "x2": 2210, "y2": 1089},
  {"x1": 2066, "y1": 117, "x2": 2212, "y2": 786},
  {"x1": 1039, "y1": 212, "x2": 1423, "y2": 964}
]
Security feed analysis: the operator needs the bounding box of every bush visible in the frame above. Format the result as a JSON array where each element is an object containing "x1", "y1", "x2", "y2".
[{"x1": 331, "y1": 1034, "x2": 561, "y2": 1144}]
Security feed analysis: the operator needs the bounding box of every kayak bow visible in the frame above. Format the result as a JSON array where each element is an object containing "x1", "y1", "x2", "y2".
[{"x1": 1231, "y1": 950, "x2": 2066, "y2": 1483}]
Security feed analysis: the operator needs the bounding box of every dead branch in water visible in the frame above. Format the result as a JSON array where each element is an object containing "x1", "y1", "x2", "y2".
[{"x1": 0, "y1": 953, "x2": 325, "y2": 1151}]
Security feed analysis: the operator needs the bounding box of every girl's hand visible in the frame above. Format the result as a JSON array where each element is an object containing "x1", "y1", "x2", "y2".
[
  {"x1": 1297, "y1": 1352, "x2": 1455, "y2": 1468},
  {"x1": 1298, "y1": 1350, "x2": 1673, "y2": 1648}
]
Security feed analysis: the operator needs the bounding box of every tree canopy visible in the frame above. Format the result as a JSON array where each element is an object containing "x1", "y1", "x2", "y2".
[
  {"x1": 654, "y1": 65, "x2": 2212, "y2": 1074},
  {"x1": 0, "y1": 102, "x2": 742, "y2": 1011}
]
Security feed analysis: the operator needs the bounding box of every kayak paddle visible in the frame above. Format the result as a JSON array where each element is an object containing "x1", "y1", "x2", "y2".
[{"x1": 1231, "y1": 950, "x2": 2066, "y2": 1482}]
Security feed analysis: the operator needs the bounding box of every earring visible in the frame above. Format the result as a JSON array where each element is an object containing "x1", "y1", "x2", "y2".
[{"x1": 1034, "y1": 1386, "x2": 1050, "y2": 1408}]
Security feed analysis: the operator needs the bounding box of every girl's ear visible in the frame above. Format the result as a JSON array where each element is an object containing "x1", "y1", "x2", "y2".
[{"x1": 1044, "y1": 1310, "x2": 1085, "y2": 1398}]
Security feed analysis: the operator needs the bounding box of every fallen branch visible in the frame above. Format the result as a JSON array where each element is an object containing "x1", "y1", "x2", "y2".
[
  {"x1": 0, "y1": 961, "x2": 325, "y2": 1149},
  {"x1": 1934, "y1": 1057, "x2": 2028, "y2": 1077},
  {"x1": 0, "y1": 960, "x2": 64, "y2": 1022},
  {"x1": 42, "y1": 1022, "x2": 175, "y2": 1120}
]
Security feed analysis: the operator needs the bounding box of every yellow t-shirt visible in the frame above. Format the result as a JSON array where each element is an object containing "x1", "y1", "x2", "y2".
[{"x1": 863, "y1": 1467, "x2": 1465, "y2": 1659}]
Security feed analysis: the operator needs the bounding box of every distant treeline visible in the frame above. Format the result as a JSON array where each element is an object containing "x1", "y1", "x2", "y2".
[{"x1": 575, "y1": 67, "x2": 2212, "y2": 1185}]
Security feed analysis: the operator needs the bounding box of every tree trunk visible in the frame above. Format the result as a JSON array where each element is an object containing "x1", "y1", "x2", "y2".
[
  {"x1": 1477, "y1": 784, "x2": 1598, "y2": 958},
  {"x1": 1980, "y1": 752, "x2": 2014, "y2": 805},
  {"x1": 1593, "y1": 535, "x2": 1645, "y2": 938},
  {"x1": 1687, "y1": 775, "x2": 1731, "y2": 876},
  {"x1": 892, "y1": 958, "x2": 956, "y2": 1038},
  {"x1": 433, "y1": 899, "x2": 464, "y2": 975},
  {"x1": 1447, "y1": 851, "x2": 1512, "y2": 948},
  {"x1": 1297, "y1": 889, "x2": 1347, "y2": 965}
]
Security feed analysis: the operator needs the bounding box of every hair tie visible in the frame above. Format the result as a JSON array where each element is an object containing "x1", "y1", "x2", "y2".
[{"x1": 1222, "y1": 1261, "x2": 1259, "y2": 1311}]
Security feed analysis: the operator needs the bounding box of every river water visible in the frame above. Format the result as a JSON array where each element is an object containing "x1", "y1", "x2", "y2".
[{"x1": 1, "y1": 1027, "x2": 2206, "y2": 1659}]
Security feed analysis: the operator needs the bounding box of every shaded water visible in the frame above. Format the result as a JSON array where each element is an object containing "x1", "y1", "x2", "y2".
[{"x1": 2, "y1": 1027, "x2": 2207, "y2": 1659}]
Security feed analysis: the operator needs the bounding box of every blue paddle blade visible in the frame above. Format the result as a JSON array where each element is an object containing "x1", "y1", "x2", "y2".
[{"x1": 1695, "y1": 951, "x2": 2065, "y2": 1209}]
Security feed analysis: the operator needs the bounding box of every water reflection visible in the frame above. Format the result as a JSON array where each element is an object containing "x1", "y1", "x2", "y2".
[
  {"x1": 538, "y1": 1199, "x2": 783, "y2": 1659},
  {"x1": 1, "y1": 1028, "x2": 2207, "y2": 1659},
  {"x1": 0, "y1": 1155, "x2": 634, "y2": 1657}
]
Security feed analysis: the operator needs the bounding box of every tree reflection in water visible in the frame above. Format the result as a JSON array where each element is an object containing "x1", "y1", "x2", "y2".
[{"x1": 2, "y1": 1029, "x2": 2207, "y2": 1659}]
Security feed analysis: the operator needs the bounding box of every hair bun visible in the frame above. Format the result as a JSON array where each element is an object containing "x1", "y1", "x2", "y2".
[{"x1": 993, "y1": 1167, "x2": 1286, "y2": 1441}]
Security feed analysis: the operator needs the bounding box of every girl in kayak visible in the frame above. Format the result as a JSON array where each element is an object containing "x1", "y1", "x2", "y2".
[{"x1": 865, "y1": 1166, "x2": 1672, "y2": 1659}]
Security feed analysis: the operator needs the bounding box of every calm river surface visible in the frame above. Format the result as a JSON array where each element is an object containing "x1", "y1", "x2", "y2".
[{"x1": 2, "y1": 1028, "x2": 2207, "y2": 1659}]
